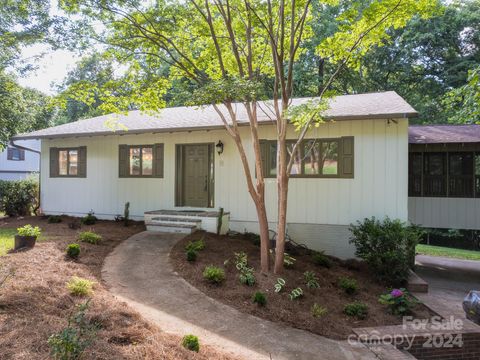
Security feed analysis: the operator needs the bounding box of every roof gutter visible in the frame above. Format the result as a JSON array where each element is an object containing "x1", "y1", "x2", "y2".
[{"x1": 9, "y1": 140, "x2": 41, "y2": 154}]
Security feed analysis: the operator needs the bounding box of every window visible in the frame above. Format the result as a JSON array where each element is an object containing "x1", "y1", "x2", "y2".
[
  {"x1": 260, "y1": 137, "x2": 353, "y2": 178},
  {"x1": 119, "y1": 144, "x2": 163, "y2": 178},
  {"x1": 50, "y1": 147, "x2": 86, "y2": 178},
  {"x1": 409, "y1": 149, "x2": 480, "y2": 198},
  {"x1": 7, "y1": 147, "x2": 25, "y2": 161},
  {"x1": 449, "y1": 152, "x2": 473, "y2": 197}
]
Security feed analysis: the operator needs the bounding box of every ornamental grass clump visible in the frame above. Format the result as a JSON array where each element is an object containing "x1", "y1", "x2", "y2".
[{"x1": 379, "y1": 288, "x2": 418, "y2": 316}]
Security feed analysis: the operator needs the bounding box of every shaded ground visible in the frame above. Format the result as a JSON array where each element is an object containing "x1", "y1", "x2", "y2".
[
  {"x1": 415, "y1": 254, "x2": 480, "y2": 319},
  {"x1": 171, "y1": 232, "x2": 432, "y2": 340},
  {"x1": 0, "y1": 216, "x2": 237, "y2": 360},
  {"x1": 103, "y1": 231, "x2": 377, "y2": 360}
]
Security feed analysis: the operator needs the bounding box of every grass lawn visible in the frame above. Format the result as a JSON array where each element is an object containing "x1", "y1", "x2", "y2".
[
  {"x1": 0, "y1": 228, "x2": 16, "y2": 256},
  {"x1": 416, "y1": 244, "x2": 480, "y2": 261}
]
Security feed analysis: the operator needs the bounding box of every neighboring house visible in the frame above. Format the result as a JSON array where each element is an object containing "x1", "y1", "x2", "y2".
[
  {"x1": 408, "y1": 124, "x2": 480, "y2": 231},
  {"x1": 0, "y1": 139, "x2": 40, "y2": 181},
  {"x1": 13, "y1": 91, "x2": 415, "y2": 259}
]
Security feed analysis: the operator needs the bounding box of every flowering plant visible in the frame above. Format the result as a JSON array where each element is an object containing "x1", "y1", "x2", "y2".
[{"x1": 379, "y1": 288, "x2": 418, "y2": 316}]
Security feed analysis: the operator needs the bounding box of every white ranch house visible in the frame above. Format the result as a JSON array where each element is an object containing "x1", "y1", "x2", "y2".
[{"x1": 15, "y1": 91, "x2": 415, "y2": 259}]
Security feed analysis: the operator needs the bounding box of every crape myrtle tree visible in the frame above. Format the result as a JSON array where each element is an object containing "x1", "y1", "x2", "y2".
[{"x1": 59, "y1": 0, "x2": 439, "y2": 273}]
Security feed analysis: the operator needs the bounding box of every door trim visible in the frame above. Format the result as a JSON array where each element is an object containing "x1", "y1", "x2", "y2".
[{"x1": 175, "y1": 143, "x2": 215, "y2": 208}]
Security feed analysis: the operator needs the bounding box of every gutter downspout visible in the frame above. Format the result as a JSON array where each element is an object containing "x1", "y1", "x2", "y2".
[{"x1": 9, "y1": 140, "x2": 42, "y2": 214}]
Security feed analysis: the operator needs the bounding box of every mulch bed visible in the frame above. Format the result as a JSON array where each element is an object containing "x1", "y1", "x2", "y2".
[
  {"x1": 171, "y1": 231, "x2": 434, "y2": 340},
  {"x1": 0, "y1": 216, "x2": 237, "y2": 360}
]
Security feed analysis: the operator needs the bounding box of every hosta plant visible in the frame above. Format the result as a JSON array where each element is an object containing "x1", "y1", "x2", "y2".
[
  {"x1": 304, "y1": 271, "x2": 320, "y2": 289},
  {"x1": 289, "y1": 287, "x2": 303, "y2": 300},
  {"x1": 274, "y1": 278, "x2": 286, "y2": 293}
]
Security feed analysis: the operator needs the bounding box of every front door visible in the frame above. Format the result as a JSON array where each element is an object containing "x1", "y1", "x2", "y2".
[{"x1": 176, "y1": 144, "x2": 214, "y2": 207}]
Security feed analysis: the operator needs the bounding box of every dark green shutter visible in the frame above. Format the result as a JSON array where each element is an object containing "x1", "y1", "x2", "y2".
[
  {"x1": 119, "y1": 145, "x2": 129, "y2": 177},
  {"x1": 340, "y1": 137, "x2": 354, "y2": 178},
  {"x1": 153, "y1": 143, "x2": 164, "y2": 178},
  {"x1": 77, "y1": 146, "x2": 87, "y2": 178},
  {"x1": 49, "y1": 147, "x2": 59, "y2": 177}
]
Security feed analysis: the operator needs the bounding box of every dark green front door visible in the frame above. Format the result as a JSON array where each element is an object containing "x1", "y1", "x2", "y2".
[{"x1": 176, "y1": 144, "x2": 214, "y2": 207}]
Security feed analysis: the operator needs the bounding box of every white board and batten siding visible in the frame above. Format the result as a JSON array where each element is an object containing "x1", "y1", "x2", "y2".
[
  {"x1": 40, "y1": 118, "x2": 409, "y2": 259},
  {"x1": 409, "y1": 197, "x2": 480, "y2": 231}
]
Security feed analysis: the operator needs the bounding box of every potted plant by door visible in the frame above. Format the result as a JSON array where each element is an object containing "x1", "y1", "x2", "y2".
[{"x1": 14, "y1": 225, "x2": 41, "y2": 250}]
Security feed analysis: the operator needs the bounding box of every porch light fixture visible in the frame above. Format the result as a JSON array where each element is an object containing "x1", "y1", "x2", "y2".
[{"x1": 216, "y1": 140, "x2": 224, "y2": 155}]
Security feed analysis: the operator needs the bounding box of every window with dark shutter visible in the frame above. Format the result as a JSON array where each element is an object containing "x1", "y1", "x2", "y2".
[
  {"x1": 258, "y1": 137, "x2": 354, "y2": 179},
  {"x1": 119, "y1": 144, "x2": 164, "y2": 178},
  {"x1": 49, "y1": 147, "x2": 86, "y2": 178},
  {"x1": 7, "y1": 147, "x2": 25, "y2": 161}
]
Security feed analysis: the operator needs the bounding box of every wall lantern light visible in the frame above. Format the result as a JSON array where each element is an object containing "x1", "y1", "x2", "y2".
[{"x1": 216, "y1": 140, "x2": 224, "y2": 155}]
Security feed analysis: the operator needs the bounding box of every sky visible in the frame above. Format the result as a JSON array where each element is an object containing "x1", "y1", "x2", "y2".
[{"x1": 17, "y1": 45, "x2": 79, "y2": 95}]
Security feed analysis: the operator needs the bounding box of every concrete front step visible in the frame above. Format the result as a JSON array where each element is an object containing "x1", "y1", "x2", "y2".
[
  {"x1": 146, "y1": 222, "x2": 198, "y2": 234},
  {"x1": 147, "y1": 216, "x2": 202, "y2": 225}
]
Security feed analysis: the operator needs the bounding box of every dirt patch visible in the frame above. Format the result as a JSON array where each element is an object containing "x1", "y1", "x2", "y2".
[
  {"x1": 171, "y1": 231, "x2": 434, "y2": 340},
  {"x1": 0, "y1": 216, "x2": 237, "y2": 360}
]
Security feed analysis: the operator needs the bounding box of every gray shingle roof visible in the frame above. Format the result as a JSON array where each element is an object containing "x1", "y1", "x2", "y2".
[
  {"x1": 14, "y1": 91, "x2": 417, "y2": 140},
  {"x1": 409, "y1": 125, "x2": 480, "y2": 144}
]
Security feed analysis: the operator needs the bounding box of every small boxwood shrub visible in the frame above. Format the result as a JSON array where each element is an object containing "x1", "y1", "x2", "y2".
[
  {"x1": 48, "y1": 215, "x2": 62, "y2": 224},
  {"x1": 252, "y1": 291, "x2": 267, "y2": 306},
  {"x1": 312, "y1": 251, "x2": 332, "y2": 268},
  {"x1": 78, "y1": 231, "x2": 102, "y2": 244},
  {"x1": 349, "y1": 217, "x2": 422, "y2": 286},
  {"x1": 338, "y1": 277, "x2": 358, "y2": 295},
  {"x1": 186, "y1": 248, "x2": 197, "y2": 262},
  {"x1": 67, "y1": 277, "x2": 94, "y2": 297},
  {"x1": 203, "y1": 265, "x2": 225, "y2": 284},
  {"x1": 182, "y1": 334, "x2": 200, "y2": 352},
  {"x1": 185, "y1": 237, "x2": 205, "y2": 252},
  {"x1": 81, "y1": 211, "x2": 97, "y2": 225},
  {"x1": 344, "y1": 302, "x2": 368, "y2": 319},
  {"x1": 66, "y1": 243, "x2": 80, "y2": 259}
]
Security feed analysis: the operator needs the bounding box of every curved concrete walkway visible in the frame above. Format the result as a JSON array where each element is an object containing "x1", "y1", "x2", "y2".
[{"x1": 102, "y1": 231, "x2": 376, "y2": 360}]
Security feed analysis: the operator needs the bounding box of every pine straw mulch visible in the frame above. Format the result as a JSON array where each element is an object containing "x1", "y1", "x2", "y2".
[
  {"x1": 171, "y1": 231, "x2": 434, "y2": 340},
  {"x1": 0, "y1": 216, "x2": 238, "y2": 360}
]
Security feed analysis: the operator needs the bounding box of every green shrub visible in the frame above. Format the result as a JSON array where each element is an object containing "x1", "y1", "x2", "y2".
[
  {"x1": 181, "y1": 334, "x2": 200, "y2": 352},
  {"x1": 289, "y1": 287, "x2": 303, "y2": 300},
  {"x1": 185, "y1": 237, "x2": 205, "y2": 252},
  {"x1": 0, "y1": 177, "x2": 38, "y2": 216},
  {"x1": 379, "y1": 288, "x2": 418, "y2": 316},
  {"x1": 203, "y1": 266, "x2": 225, "y2": 284},
  {"x1": 312, "y1": 251, "x2": 332, "y2": 268},
  {"x1": 274, "y1": 278, "x2": 286, "y2": 293},
  {"x1": 234, "y1": 252, "x2": 255, "y2": 286},
  {"x1": 17, "y1": 224, "x2": 41, "y2": 237},
  {"x1": 78, "y1": 231, "x2": 102, "y2": 244},
  {"x1": 48, "y1": 215, "x2": 62, "y2": 224},
  {"x1": 311, "y1": 303, "x2": 328, "y2": 318},
  {"x1": 338, "y1": 277, "x2": 358, "y2": 295},
  {"x1": 66, "y1": 244, "x2": 80, "y2": 259},
  {"x1": 252, "y1": 291, "x2": 267, "y2": 306},
  {"x1": 186, "y1": 248, "x2": 197, "y2": 262},
  {"x1": 67, "y1": 277, "x2": 94, "y2": 296},
  {"x1": 349, "y1": 217, "x2": 422, "y2": 286},
  {"x1": 344, "y1": 302, "x2": 368, "y2": 319},
  {"x1": 304, "y1": 271, "x2": 320, "y2": 289},
  {"x1": 48, "y1": 301, "x2": 98, "y2": 360},
  {"x1": 81, "y1": 211, "x2": 97, "y2": 225}
]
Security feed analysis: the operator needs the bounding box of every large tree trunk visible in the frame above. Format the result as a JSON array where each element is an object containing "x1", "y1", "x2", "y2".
[{"x1": 274, "y1": 137, "x2": 289, "y2": 274}]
